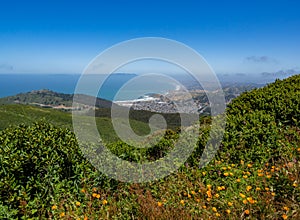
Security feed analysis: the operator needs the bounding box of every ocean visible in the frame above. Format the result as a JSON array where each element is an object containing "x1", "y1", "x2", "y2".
[
  {"x1": 1, "y1": 73, "x2": 287, "y2": 101},
  {"x1": 0, "y1": 73, "x2": 177, "y2": 101}
]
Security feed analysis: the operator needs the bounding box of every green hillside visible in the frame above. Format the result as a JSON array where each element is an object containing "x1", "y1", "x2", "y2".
[
  {"x1": 0, "y1": 104, "x2": 72, "y2": 130},
  {"x1": 0, "y1": 89, "x2": 115, "y2": 108},
  {"x1": 0, "y1": 75, "x2": 299, "y2": 219},
  {"x1": 0, "y1": 104, "x2": 152, "y2": 143}
]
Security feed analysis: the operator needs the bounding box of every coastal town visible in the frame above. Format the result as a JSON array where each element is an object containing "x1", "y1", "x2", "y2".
[{"x1": 115, "y1": 93, "x2": 208, "y2": 114}]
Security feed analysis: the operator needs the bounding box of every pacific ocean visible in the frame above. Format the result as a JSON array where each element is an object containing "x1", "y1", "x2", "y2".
[{"x1": 0, "y1": 73, "x2": 177, "y2": 101}]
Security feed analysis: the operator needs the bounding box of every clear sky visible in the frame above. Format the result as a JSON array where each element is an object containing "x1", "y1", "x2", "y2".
[{"x1": 0, "y1": 0, "x2": 299, "y2": 74}]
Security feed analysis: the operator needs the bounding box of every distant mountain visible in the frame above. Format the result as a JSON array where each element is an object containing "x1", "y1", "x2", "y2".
[
  {"x1": 261, "y1": 69, "x2": 299, "y2": 77},
  {"x1": 0, "y1": 89, "x2": 117, "y2": 109}
]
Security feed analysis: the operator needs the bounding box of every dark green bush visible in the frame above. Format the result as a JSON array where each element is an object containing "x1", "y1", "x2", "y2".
[{"x1": 0, "y1": 122, "x2": 93, "y2": 217}]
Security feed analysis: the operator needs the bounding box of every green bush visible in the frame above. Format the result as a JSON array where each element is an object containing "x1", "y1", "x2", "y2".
[{"x1": 0, "y1": 121, "x2": 94, "y2": 218}]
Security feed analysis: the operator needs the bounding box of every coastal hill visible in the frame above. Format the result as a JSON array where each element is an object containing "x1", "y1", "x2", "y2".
[{"x1": 0, "y1": 89, "x2": 115, "y2": 109}]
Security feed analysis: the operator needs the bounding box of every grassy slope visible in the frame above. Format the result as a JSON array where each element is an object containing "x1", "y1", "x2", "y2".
[
  {"x1": 0, "y1": 104, "x2": 72, "y2": 130},
  {"x1": 0, "y1": 104, "x2": 152, "y2": 143}
]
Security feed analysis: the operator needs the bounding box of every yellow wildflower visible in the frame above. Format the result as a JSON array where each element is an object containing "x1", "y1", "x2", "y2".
[
  {"x1": 244, "y1": 210, "x2": 250, "y2": 215},
  {"x1": 102, "y1": 199, "x2": 108, "y2": 205},
  {"x1": 283, "y1": 206, "x2": 289, "y2": 211},
  {"x1": 246, "y1": 186, "x2": 252, "y2": 191},
  {"x1": 226, "y1": 209, "x2": 231, "y2": 214},
  {"x1": 206, "y1": 190, "x2": 212, "y2": 198},
  {"x1": 224, "y1": 172, "x2": 229, "y2": 177},
  {"x1": 282, "y1": 214, "x2": 288, "y2": 219},
  {"x1": 240, "y1": 193, "x2": 246, "y2": 198},
  {"x1": 212, "y1": 207, "x2": 217, "y2": 212},
  {"x1": 247, "y1": 197, "x2": 255, "y2": 204},
  {"x1": 60, "y1": 212, "x2": 65, "y2": 217},
  {"x1": 157, "y1": 201, "x2": 163, "y2": 207},
  {"x1": 180, "y1": 200, "x2": 185, "y2": 205},
  {"x1": 51, "y1": 205, "x2": 57, "y2": 210},
  {"x1": 92, "y1": 193, "x2": 97, "y2": 198},
  {"x1": 75, "y1": 201, "x2": 81, "y2": 206},
  {"x1": 228, "y1": 202, "x2": 233, "y2": 206}
]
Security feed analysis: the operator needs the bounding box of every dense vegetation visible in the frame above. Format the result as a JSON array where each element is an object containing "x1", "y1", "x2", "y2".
[{"x1": 0, "y1": 75, "x2": 300, "y2": 219}]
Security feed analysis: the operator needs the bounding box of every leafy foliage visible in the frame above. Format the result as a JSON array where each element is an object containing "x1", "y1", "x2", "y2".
[{"x1": 0, "y1": 122, "x2": 95, "y2": 217}]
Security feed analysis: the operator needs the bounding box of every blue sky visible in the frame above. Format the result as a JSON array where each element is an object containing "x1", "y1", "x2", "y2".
[{"x1": 0, "y1": 0, "x2": 299, "y2": 74}]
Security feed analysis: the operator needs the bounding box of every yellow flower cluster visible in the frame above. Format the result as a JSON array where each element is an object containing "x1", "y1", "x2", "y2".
[
  {"x1": 217, "y1": 186, "x2": 225, "y2": 191},
  {"x1": 92, "y1": 193, "x2": 101, "y2": 199}
]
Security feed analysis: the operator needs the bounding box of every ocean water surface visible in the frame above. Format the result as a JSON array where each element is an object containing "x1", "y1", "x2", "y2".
[{"x1": 0, "y1": 74, "x2": 177, "y2": 101}]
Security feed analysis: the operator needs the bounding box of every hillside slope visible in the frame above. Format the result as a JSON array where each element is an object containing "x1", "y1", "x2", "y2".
[
  {"x1": 0, "y1": 104, "x2": 153, "y2": 143},
  {"x1": 221, "y1": 75, "x2": 300, "y2": 163},
  {"x1": 0, "y1": 89, "x2": 115, "y2": 108}
]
